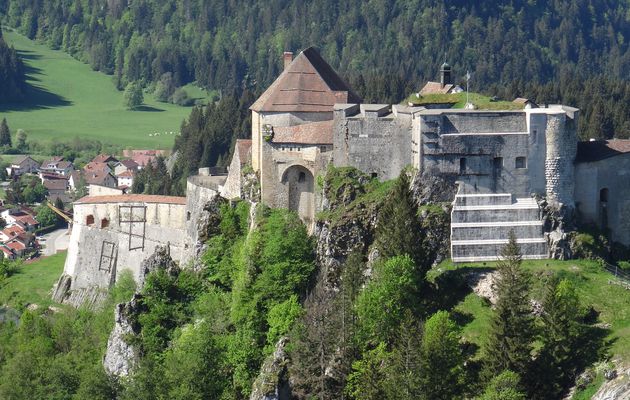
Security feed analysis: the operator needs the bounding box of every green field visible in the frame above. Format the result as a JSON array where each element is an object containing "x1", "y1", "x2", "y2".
[
  {"x1": 0, "y1": 251, "x2": 66, "y2": 309},
  {"x1": 0, "y1": 30, "x2": 208, "y2": 149}
]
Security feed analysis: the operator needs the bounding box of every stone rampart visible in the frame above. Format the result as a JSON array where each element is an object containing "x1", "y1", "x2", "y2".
[{"x1": 54, "y1": 196, "x2": 187, "y2": 306}]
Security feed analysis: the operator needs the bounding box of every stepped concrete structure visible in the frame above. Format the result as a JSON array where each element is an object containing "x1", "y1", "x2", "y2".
[{"x1": 451, "y1": 193, "x2": 546, "y2": 262}]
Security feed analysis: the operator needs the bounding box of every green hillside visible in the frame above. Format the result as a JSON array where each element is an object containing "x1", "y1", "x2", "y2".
[
  {"x1": 0, "y1": 30, "x2": 205, "y2": 149},
  {"x1": 434, "y1": 258, "x2": 630, "y2": 397}
]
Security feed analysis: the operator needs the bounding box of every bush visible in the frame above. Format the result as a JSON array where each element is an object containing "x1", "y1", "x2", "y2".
[
  {"x1": 570, "y1": 231, "x2": 608, "y2": 260},
  {"x1": 618, "y1": 261, "x2": 630, "y2": 272},
  {"x1": 171, "y1": 88, "x2": 193, "y2": 106}
]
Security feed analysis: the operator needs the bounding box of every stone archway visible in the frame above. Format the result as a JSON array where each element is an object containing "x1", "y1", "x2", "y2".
[{"x1": 281, "y1": 165, "x2": 315, "y2": 224}]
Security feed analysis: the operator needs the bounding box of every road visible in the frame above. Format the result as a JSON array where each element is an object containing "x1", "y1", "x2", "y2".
[{"x1": 40, "y1": 228, "x2": 70, "y2": 256}]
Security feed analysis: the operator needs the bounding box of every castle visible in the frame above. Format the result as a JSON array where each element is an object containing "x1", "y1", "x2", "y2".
[{"x1": 53, "y1": 48, "x2": 630, "y2": 305}]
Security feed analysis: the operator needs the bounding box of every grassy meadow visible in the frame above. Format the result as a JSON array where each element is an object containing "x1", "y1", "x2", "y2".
[
  {"x1": 0, "y1": 30, "x2": 210, "y2": 150},
  {"x1": 0, "y1": 251, "x2": 66, "y2": 309}
]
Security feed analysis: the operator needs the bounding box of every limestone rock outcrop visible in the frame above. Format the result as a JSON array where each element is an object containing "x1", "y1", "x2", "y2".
[
  {"x1": 592, "y1": 364, "x2": 630, "y2": 400},
  {"x1": 103, "y1": 295, "x2": 144, "y2": 377},
  {"x1": 103, "y1": 245, "x2": 178, "y2": 377},
  {"x1": 249, "y1": 337, "x2": 291, "y2": 400}
]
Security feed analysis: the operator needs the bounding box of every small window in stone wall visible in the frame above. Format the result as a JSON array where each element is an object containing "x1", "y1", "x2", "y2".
[
  {"x1": 459, "y1": 157, "x2": 467, "y2": 174},
  {"x1": 101, "y1": 218, "x2": 109, "y2": 228},
  {"x1": 86, "y1": 215, "x2": 95, "y2": 225},
  {"x1": 187, "y1": 211, "x2": 191, "y2": 221},
  {"x1": 493, "y1": 157, "x2": 503, "y2": 169},
  {"x1": 532, "y1": 129, "x2": 537, "y2": 142},
  {"x1": 371, "y1": 172, "x2": 378, "y2": 179},
  {"x1": 298, "y1": 172, "x2": 306, "y2": 182},
  {"x1": 515, "y1": 157, "x2": 527, "y2": 169}
]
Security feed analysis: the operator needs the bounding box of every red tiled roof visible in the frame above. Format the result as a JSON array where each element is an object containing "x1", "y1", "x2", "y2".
[
  {"x1": 43, "y1": 179, "x2": 68, "y2": 191},
  {"x1": 17, "y1": 215, "x2": 39, "y2": 226},
  {"x1": 84, "y1": 162, "x2": 110, "y2": 172},
  {"x1": 250, "y1": 47, "x2": 360, "y2": 113},
  {"x1": 576, "y1": 139, "x2": 630, "y2": 163},
  {"x1": 271, "y1": 120, "x2": 334, "y2": 145},
  {"x1": 2, "y1": 225, "x2": 24, "y2": 238},
  {"x1": 117, "y1": 170, "x2": 135, "y2": 177},
  {"x1": 76, "y1": 194, "x2": 187, "y2": 205},
  {"x1": 6, "y1": 240, "x2": 25, "y2": 251},
  {"x1": 119, "y1": 159, "x2": 140, "y2": 170},
  {"x1": 122, "y1": 149, "x2": 169, "y2": 158},
  {"x1": 92, "y1": 154, "x2": 118, "y2": 164},
  {"x1": 235, "y1": 139, "x2": 252, "y2": 164},
  {"x1": 84, "y1": 171, "x2": 115, "y2": 186},
  {"x1": 419, "y1": 81, "x2": 456, "y2": 95},
  {"x1": 132, "y1": 154, "x2": 157, "y2": 167}
]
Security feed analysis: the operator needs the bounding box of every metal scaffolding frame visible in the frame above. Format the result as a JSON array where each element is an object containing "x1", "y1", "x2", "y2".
[
  {"x1": 99, "y1": 241, "x2": 116, "y2": 272},
  {"x1": 119, "y1": 205, "x2": 147, "y2": 251}
]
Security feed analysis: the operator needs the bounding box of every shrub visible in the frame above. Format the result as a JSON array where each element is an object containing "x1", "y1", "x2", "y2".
[{"x1": 171, "y1": 88, "x2": 193, "y2": 106}]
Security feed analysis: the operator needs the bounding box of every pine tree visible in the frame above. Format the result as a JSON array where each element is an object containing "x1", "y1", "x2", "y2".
[
  {"x1": 0, "y1": 118, "x2": 12, "y2": 147},
  {"x1": 374, "y1": 171, "x2": 427, "y2": 274},
  {"x1": 485, "y1": 231, "x2": 535, "y2": 384},
  {"x1": 531, "y1": 278, "x2": 584, "y2": 399},
  {"x1": 418, "y1": 311, "x2": 464, "y2": 400}
]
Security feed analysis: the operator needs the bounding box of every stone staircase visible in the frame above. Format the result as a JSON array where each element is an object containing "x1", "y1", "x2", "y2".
[{"x1": 451, "y1": 193, "x2": 547, "y2": 262}]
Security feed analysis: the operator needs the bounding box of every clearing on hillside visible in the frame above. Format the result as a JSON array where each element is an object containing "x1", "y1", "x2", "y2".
[{"x1": 0, "y1": 30, "x2": 211, "y2": 149}]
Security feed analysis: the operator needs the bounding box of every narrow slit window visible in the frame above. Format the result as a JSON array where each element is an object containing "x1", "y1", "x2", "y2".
[{"x1": 459, "y1": 157, "x2": 467, "y2": 174}]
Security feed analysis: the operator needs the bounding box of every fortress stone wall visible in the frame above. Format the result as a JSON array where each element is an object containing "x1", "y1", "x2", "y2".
[{"x1": 55, "y1": 195, "x2": 188, "y2": 306}]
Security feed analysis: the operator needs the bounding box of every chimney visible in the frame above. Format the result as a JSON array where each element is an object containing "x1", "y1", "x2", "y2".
[{"x1": 283, "y1": 51, "x2": 293, "y2": 70}]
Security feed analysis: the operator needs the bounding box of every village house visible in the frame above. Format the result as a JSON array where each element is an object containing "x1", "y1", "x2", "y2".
[
  {"x1": 40, "y1": 157, "x2": 74, "y2": 177},
  {"x1": 84, "y1": 170, "x2": 118, "y2": 188},
  {"x1": 116, "y1": 170, "x2": 134, "y2": 190},
  {"x1": 114, "y1": 159, "x2": 140, "y2": 175},
  {"x1": 5, "y1": 156, "x2": 39, "y2": 177},
  {"x1": 92, "y1": 154, "x2": 119, "y2": 165},
  {"x1": 84, "y1": 161, "x2": 112, "y2": 174}
]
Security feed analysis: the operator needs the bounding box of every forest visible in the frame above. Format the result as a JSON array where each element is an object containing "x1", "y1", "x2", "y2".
[
  {"x1": 1, "y1": 0, "x2": 630, "y2": 145},
  {"x1": 0, "y1": 23, "x2": 25, "y2": 102}
]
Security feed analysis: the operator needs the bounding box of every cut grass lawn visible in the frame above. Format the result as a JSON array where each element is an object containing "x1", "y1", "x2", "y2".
[
  {"x1": 0, "y1": 251, "x2": 66, "y2": 309},
  {"x1": 0, "y1": 30, "x2": 208, "y2": 149},
  {"x1": 405, "y1": 91, "x2": 524, "y2": 110},
  {"x1": 433, "y1": 258, "x2": 630, "y2": 397}
]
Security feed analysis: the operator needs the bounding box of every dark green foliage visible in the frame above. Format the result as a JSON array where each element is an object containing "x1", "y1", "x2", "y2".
[
  {"x1": 374, "y1": 172, "x2": 429, "y2": 276},
  {"x1": 356, "y1": 255, "x2": 420, "y2": 345},
  {"x1": 35, "y1": 204, "x2": 59, "y2": 227},
  {"x1": 5, "y1": 1, "x2": 630, "y2": 137},
  {"x1": 485, "y1": 232, "x2": 535, "y2": 382},
  {"x1": 0, "y1": 118, "x2": 11, "y2": 147},
  {"x1": 531, "y1": 278, "x2": 587, "y2": 399},
  {"x1": 0, "y1": 26, "x2": 25, "y2": 103}
]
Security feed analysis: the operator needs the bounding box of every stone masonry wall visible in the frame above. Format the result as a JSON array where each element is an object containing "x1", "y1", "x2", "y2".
[
  {"x1": 545, "y1": 113, "x2": 577, "y2": 208},
  {"x1": 58, "y1": 201, "x2": 187, "y2": 306},
  {"x1": 333, "y1": 112, "x2": 412, "y2": 180}
]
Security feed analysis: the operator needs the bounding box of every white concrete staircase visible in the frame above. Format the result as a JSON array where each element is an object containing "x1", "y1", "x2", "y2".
[{"x1": 451, "y1": 194, "x2": 547, "y2": 262}]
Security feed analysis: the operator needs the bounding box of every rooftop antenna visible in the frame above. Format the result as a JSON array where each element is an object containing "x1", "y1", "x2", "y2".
[{"x1": 466, "y1": 70, "x2": 471, "y2": 106}]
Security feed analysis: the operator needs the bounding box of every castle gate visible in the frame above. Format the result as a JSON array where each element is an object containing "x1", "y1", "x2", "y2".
[{"x1": 281, "y1": 165, "x2": 314, "y2": 224}]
